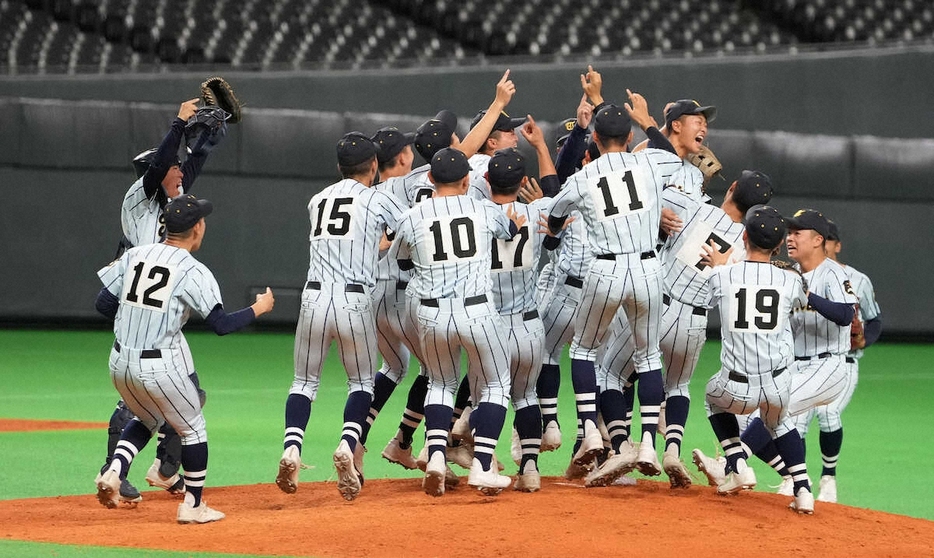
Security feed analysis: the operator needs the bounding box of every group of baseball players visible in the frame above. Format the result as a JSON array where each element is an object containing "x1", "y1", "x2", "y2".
[{"x1": 91, "y1": 67, "x2": 881, "y2": 524}]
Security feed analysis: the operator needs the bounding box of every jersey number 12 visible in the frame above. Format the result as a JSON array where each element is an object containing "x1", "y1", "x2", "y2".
[{"x1": 123, "y1": 259, "x2": 177, "y2": 312}]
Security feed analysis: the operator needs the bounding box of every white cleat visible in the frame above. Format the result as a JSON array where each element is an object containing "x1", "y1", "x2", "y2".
[
  {"x1": 467, "y1": 457, "x2": 512, "y2": 496},
  {"x1": 510, "y1": 428, "x2": 522, "y2": 466},
  {"x1": 663, "y1": 449, "x2": 692, "y2": 489},
  {"x1": 276, "y1": 445, "x2": 301, "y2": 494},
  {"x1": 540, "y1": 422, "x2": 562, "y2": 452},
  {"x1": 146, "y1": 458, "x2": 185, "y2": 494},
  {"x1": 692, "y1": 448, "x2": 726, "y2": 487},
  {"x1": 177, "y1": 501, "x2": 225, "y2": 524},
  {"x1": 571, "y1": 420, "x2": 604, "y2": 466},
  {"x1": 790, "y1": 487, "x2": 815, "y2": 514},
  {"x1": 584, "y1": 444, "x2": 638, "y2": 488},
  {"x1": 775, "y1": 475, "x2": 794, "y2": 496},
  {"x1": 333, "y1": 440, "x2": 362, "y2": 501},
  {"x1": 95, "y1": 470, "x2": 121, "y2": 509},
  {"x1": 381, "y1": 436, "x2": 418, "y2": 470},
  {"x1": 446, "y1": 443, "x2": 475, "y2": 470},
  {"x1": 817, "y1": 475, "x2": 837, "y2": 503},
  {"x1": 514, "y1": 461, "x2": 541, "y2": 493},
  {"x1": 717, "y1": 459, "x2": 757, "y2": 495},
  {"x1": 422, "y1": 450, "x2": 446, "y2": 497},
  {"x1": 636, "y1": 442, "x2": 662, "y2": 477},
  {"x1": 451, "y1": 406, "x2": 473, "y2": 443}
]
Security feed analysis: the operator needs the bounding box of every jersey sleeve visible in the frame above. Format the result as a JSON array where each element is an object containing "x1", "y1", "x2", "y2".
[
  {"x1": 824, "y1": 265, "x2": 859, "y2": 305},
  {"x1": 97, "y1": 256, "x2": 128, "y2": 296},
  {"x1": 854, "y1": 271, "x2": 881, "y2": 321},
  {"x1": 179, "y1": 262, "x2": 224, "y2": 319},
  {"x1": 701, "y1": 269, "x2": 723, "y2": 309},
  {"x1": 790, "y1": 275, "x2": 809, "y2": 310},
  {"x1": 375, "y1": 190, "x2": 408, "y2": 231},
  {"x1": 662, "y1": 187, "x2": 696, "y2": 220},
  {"x1": 483, "y1": 200, "x2": 514, "y2": 239},
  {"x1": 547, "y1": 178, "x2": 580, "y2": 219},
  {"x1": 645, "y1": 149, "x2": 684, "y2": 184},
  {"x1": 389, "y1": 213, "x2": 414, "y2": 261}
]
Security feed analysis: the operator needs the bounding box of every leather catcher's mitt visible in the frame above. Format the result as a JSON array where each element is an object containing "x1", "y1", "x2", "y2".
[
  {"x1": 200, "y1": 76, "x2": 242, "y2": 123},
  {"x1": 850, "y1": 303, "x2": 865, "y2": 350},
  {"x1": 771, "y1": 259, "x2": 808, "y2": 294},
  {"x1": 686, "y1": 144, "x2": 723, "y2": 181}
]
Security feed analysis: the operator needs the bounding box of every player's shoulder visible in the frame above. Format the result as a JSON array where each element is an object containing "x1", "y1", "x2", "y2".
[{"x1": 640, "y1": 147, "x2": 684, "y2": 166}]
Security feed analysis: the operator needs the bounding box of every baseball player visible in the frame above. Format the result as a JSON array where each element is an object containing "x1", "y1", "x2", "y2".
[
  {"x1": 698, "y1": 209, "x2": 858, "y2": 499},
  {"x1": 545, "y1": 96, "x2": 682, "y2": 473},
  {"x1": 102, "y1": 98, "x2": 227, "y2": 503},
  {"x1": 95, "y1": 194, "x2": 275, "y2": 524},
  {"x1": 277, "y1": 132, "x2": 407, "y2": 501},
  {"x1": 657, "y1": 99, "x2": 717, "y2": 202},
  {"x1": 391, "y1": 147, "x2": 523, "y2": 497},
  {"x1": 779, "y1": 220, "x2": 882, "y2": 503},
  {"x1": 698, "y1": 206, "x2": 814, "y2": 514},
  {"x1": 485, "y1": 141, "x2": 562, "y2": 492}
]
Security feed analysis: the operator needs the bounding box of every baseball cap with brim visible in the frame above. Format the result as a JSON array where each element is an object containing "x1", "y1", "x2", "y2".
[
  {"x1": 470, "y1": 110, "x2": 527, "y2": 133},
  {"x1": 664, "y1": 99, "x2": 717, "y2": 130},
  {"x1": 371, "y1": 127, "x2": 415, "y2": 165},
  {"x1": 337, "y1": 132, "x2": 380, "y2": 166},
  {"x1": 165, "y1": 194, "x2": 213, "y2": 233},
  {"x1": 786, "y1": 208, "x2": 831, "y2": 240},
  {"x1": 414, "y1": 110, "x2": 458, "y2": 161},
  {"x1": 487, "y1": 147, "x2": 527, "y2": 188},
  {"x1": 555, "y1": 117, "x2": 578, "y2": 149},
  {"x1": 826, "y1": 220, "x2": 840, "y2": 241},
  {"x1": 732, "y1": 170, "x2": 773, "y2": 211},
  {"x1": 744, "y1": 205, "x2": 786, "y2": 250},
  {"x1": 430, "y1": 147, "x2": 471, "y2": 184},
  {"x1": 593, "y1": 104, "x2": 631, "y2": 139}
]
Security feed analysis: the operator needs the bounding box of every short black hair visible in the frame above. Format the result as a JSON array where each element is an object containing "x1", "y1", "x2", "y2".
[
  {"x1": 489, "y1": 178, "x2": 522, "y2": 196},
  {"x1": 339, "y1": 156, "x2": 375, "y2": 179}
]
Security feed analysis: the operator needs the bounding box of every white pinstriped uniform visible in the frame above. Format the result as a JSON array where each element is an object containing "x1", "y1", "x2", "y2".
[
  {"x1": 120, "y1": 179, "x2": 197, "y2": 375},
  {"x1": 807, "y1": 265, "x2": 880, "y2": 432},
  {"x1": 392, "y1": 195, "x2": 513, "y2": 410},
  {"x1": 291, "y1": 179, "x2": 406, "y2": 402},
  {"x1": 372, "y1": 175, "x2": 423, "y2": 384},
  {"x1": 538, "y1": 215, "x2": 593, "y2": 366},
  {"x1": 787, "y1": 258, "x2": 858, "y2": 425},
  {"x1": 665, "y1": 160, "x2": 708, "y2": 202},
  {"x1": 468, "y1": 153, "x2": 493, "y2": 200},
  {"x1": 98, "y1": 243, "x2": 223, "y2": 444},
  {"x1": 403, "y1": 163, "x2": 490, "y2": 206},
  {"x1": 491, "y1": 198, "x2": 551, "y2": 410},
  {"x1": 658, "y1": 188, "x2": 746, "y2": 399},
  {"x1": 702, "y1": 261, "x2": 809, "y2": 437},
  {"x1": 548, "y1": 149, "x2": 681, "y2": 370}
]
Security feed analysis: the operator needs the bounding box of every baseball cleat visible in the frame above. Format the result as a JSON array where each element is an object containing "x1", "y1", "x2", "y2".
[
  {"x1": 612, "y1": 474, "x2": 638, "y2": 486},
  {"x1": 571, "y1": 420, "x2": 604, "y2": 466},
  {"x1": 585, "y1": 444, "x2": 638, "y2": 488},
  {"x1": 717, "y1": 459, "x2": 757, "y2": 495},
  {"x1": 663, "y1": 450, "x2": 693, "y2": 489},
  {"x1": 790, "y1": 487, "x2": 815, "y2": 514},
  {"x1": 177, "y1": 501, "x2": 225, "y2": 524},
  {"x1": 415, "y1": 445, "x2": 428, "y2": 472},
  {"x1": 353, "y1": 442, "x2": 366, "y2": 487},
  {"x1": 446, "y1": 442, "x2": 474, "y2": 470},
  {"x1": 467, "y1": 457, "x2": 512, "y2": 496},
  {"x1": 514, "y1": 461, "x2": 541, "y2": 493},
  {"x1": 540, "y1": 421, "x2": 562, "y2": 452},
  {"x1": 510, "y1": 428, "x2": 522, "y2": 466},
  {"x1": 636, "y1": 442, "x2": 662, "y2": 477},
  {"x1": 422, "y1": 450, "x2": 446, "y2": 497},
  {"x1": 381, "y1": 436, "x2": 418, "y2": 470},
  {"x1": 565, "y1": 456, "x2": 596, "y2": 480},
  {"x1": 817, "y1": 475, "x2": 837, "y2": 503},
  {"x1": 444, "y1": 464, "x2": 460, "y2": 489},
  {"x1": 333, "y1": 440, "x2": 362, "y2": 501},
  {"x1": 450, "y1": 406, "x2": 473, "y2": 443},
  {"x1": 119, "y1": 478, "x2": 143, "y2": 504},
  {"x1": 692, "y1": 448, "x2": 726, "y2": 487},
  {"x1": 276, "y1": 445, "x2": 301, "y2": 494},
  {"x1": 146, "y1": 458, "x2": 185, "y2": 494},
  {"x1": 774, "y1": 475, "x2": 794, "y2": 496},
  {"x1": 95, "y1": 470, "x2": 121, "y2": 509}
]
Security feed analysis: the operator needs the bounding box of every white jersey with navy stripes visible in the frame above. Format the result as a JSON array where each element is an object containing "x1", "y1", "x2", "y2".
[
  {"x1": 121, "y1": 178, "x2": 168, "y2": 247},
  {"x1": 99, "y1": 243, "x2": 222, "y2": 350},
  {"x1": 291, "y1": 178, "x2": 405, "y2": 403},
  {"x1": 549, "y1": 149, "x2": 682, "y2": 255},
  {"x1": 403, "y1": 163, "x2": 490, "y2": 207},
  {"x1": 374, "y1": 176, "x2": 412, "y2": 283},
  {"x1": 791, "y1": 258, "x2": 858, "y2": 358},
  {"x1": 845, "y1": 265, "x2": 880, "y2": 359},
  {"x1": 468, "y1": 153, "x2": 493, "y2": 201},
  {"x1": 394, "y1": 195, "x2": 514, "y2": 300},
  {"x1": 665, "y1": 160, "x2": 709, "y2": 203},
  {"x1": 304, "y1": 178, "x2": 408, "y2": 287}
]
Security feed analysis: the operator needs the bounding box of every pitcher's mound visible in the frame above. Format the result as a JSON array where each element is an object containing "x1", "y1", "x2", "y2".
[{"x1": 2, "y1": 477, "x2": 932, "y2": 557}]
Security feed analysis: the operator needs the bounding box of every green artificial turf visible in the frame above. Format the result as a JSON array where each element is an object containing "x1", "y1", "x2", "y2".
[{"x1": 0, "y1": 329, "x2": 931, "y2": 556}]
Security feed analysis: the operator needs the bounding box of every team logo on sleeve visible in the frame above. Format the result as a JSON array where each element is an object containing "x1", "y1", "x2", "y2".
[{"x1": 843, "y1": 280, "x2": 856, "y2": 296}]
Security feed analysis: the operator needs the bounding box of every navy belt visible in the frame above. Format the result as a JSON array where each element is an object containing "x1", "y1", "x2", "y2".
[
  {"x1": 306, "y1": 281, "x2": 365, "y2": 293},
  {"x1": 113, "y1": 341, "x2": 161, "y2": 359},
  {"x1": 396, "y1": 280, "x2": 409, "y2": 290},
  {"x1": 523, "y1": 310, "x2": 539, "y2": 321},
  {"x1": 564, "y1": 276, "x2": 584, "y2": 288},
  {"x1": 845, "y1": 356, "x2": 856, "y2": 364},
  {"x1": 596, "y1": 251, "x2": 655, "y2": 261},
  {"x1": 795, "y1": 352, "x2": 832, "y2": 361},
  {"x1": 421, "y1": 294, "x2": 487, "y2": 308},
  {"x1": 728, "y1": 368, "x2": 785, "y2": 383},
  {"x1": 663, "y1": 294, "x2": 706, "y2": 317}
]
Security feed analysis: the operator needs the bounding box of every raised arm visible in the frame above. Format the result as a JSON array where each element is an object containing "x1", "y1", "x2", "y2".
[{"x1": 460, "y1": 70, "x2": 516, "y2": 158}]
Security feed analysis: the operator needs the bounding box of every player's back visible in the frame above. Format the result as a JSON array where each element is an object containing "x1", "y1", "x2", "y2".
[
  {"x1": 306, "y1": 178, "x2": 403, "y2": 286},
  {"x1": 490, "y1": 198, "x2": 550, "y2": 314},
  {"x1": 398, "y1": 195, "x2": 510, "y2": 300},
  {"x1": 553, "y1": 149, "x2": 681, "y2": 256},
  {"x1": 708, "y1": 261, "x2": 807, "y2": 375},
  {"x1": 121, "y1": 178, "x2": 164, "y2": 247},
  {"x1": 100, "y1": 243, "x2": 221, "y2": 351}
]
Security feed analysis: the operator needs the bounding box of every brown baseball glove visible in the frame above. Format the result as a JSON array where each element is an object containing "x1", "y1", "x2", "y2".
[
  {"x1": 686, "y1": 144, "x2": 723, "y2": 181},
  {"x1": 850, "y1": 304, "x2": 865, "y2": 350},
  {"x1": 200, "y1": 76, "x2": 242, "y2": 123}
]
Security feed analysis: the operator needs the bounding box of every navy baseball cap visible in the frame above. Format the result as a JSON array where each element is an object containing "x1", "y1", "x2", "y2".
[
  {"x1": 430, "y1": 147, "x2": 471, "y2": 184},
  {"x1": 555, "y1": 118, "x2": 578, "y2": 149},
  {"x1": 487, "y1": 147, "x2": 526, "y2": 189},
  {"x1": 664, "y1": 99, "x2": 717, "y2": 130},
  {"x1": 371, "y1": 127, "x2": 415, "y2": 165},
  {"x1": 826, "y1": 220, "x2": 840, "y2": 241},
  {"x1": 787, "y1": 208, "x2": 832, "y2": 239},
  {"x1": 132, "y1": 148, "x2": 181, "y2": 179},
  {"x1": 732, "y1": 170, "x2": 773, "y2": 212},
  {"x1": 336, "y1": 132, "x2": 380, "y2": 167},
  {"x1": 414, "y1": 110, "x2": 458, "y2": 161},
  {"x1": 165, "y1": 194, "x2": 213, "y2": 233},
  {"x1": 470, "y1": 110, "x2": 527, "y2": 133},
  {"x1": 744, "y1": 205, "x2": 786, "y2": 250},
  {"x1": 593, "y1": 104, "x2": 631, "y2": 139}
]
